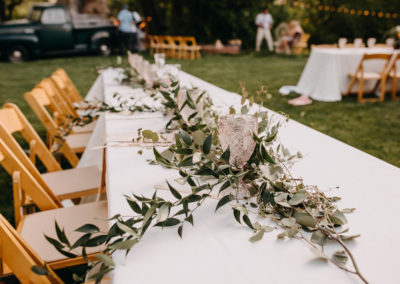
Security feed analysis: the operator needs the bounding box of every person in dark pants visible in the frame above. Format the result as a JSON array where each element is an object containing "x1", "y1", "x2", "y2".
[{"x1": 117, "y1": 4, "x2": 134, "y2": 54}]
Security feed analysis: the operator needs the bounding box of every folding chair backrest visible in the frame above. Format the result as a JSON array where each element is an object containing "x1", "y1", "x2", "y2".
[
  {"x1": 25, "y1": 88, "x2": 80, "y2": 167},
  {"x1": 165, "y1": 36, "x2": 177, "y2": 48},
  {"x1": 0, "y1": 138, "x2": 61, "y2": 211},
  {"x1": 50, "y1": 74, "x2": 77, "y2": 114},
  {"x1": 183, "y1": 36, "x2": 197, "y2": 46},
  {"x1": 53, "y1": 68, "x2": 83, "y2": 103},
  {"x1": 37, "y1": 78, "x2": 76, "y2": 118},
  {"x1": 0, "y1": 103, "x2": 61, "y2": 173},
  {"x1": 358, "y1": 53, "x2": 392, "y2": 75},
  {"x1": 0, "y1": 214, "x2": 64, "y2": 284},
  {"x1": 385, "y1": 52, "x2": 400, "y2": 75}
]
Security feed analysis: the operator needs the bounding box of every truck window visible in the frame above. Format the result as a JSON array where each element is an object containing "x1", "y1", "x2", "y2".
[
  {"x1": 41, "y1": 8, "x2": 68, "y2": 25},
  {"x1": 28, "y1": 8, "x2": 42, "y2": 22}
]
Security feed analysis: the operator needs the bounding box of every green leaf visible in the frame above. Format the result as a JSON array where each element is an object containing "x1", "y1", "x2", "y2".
[
  {"x1": 293, "y1": 212, "x2": 317, "y2": 227},
  {"x1": 330, "y1": 210, "x2": 347, "y2": 226},
  {"x1": 288, "y1": 192, "x2": 307, "y2": 206},
  {"x1": 233, "y1": 208, "x2": 241, "y2": 224},
  {"x1": 260, "y1": 145, "x2": 275, "y2": 164},
  {"x1": 126, "y1": 198, "x2": 142, "y2": 214},
  {"x1": 178, "y1": 156, "x2": 194, "y2": 167},
  {"x1": 31, "y1": 265, "x2": 48, "y2": 275},
  {"x1": 249, "y1": 230, "x2": 264, "y2": 243},
  {"x1": 85, "y1": 235, "x2": 108, "y2": 247},
  {"x1": 202, "y1": 134, "x2": 212, "y2": 154},
  {"x1": 242, "y1": 215, "x2": 254, "y2": 230},
  {"x1": 116, "y1": 222, "x2": 137, "y2": 236},
  {"x1": 167, "y1": 181, "x2": 182, "y2": 199},
  {"x1": 72, "y1": 233, "x2": 91, "y2": 249},
  {"x1": 142, "y1": 130, "x2": 159, "y2": 142},
  {"x1": 219, "y1": 180, "x2": 231, "y2": 194},
  {"x1": 340, "y1": 234, "x2": 361, "y2": 241},
  {"x1": 180, "y1": 130, "x2": 192, "y2": 146},
  {"x1": 95, "y1": 253, "x2": 115, "y2": 267},
  {"x1": 178, "y1": 225, "x2": 183, "y2": 238},
  {"x1": 185, "y1": 214, "x2": 194, "y2": 226},
  {"x1": 55, "y1": 221, "x2": 70, "y2": 247},
  {"x1": 220, "y1": 147, "x2": 230, "y2": 163},
  {"x1": 157, "y1": 203, "x2": 170, "y2": 222},
  {"x1": 109, "y1": 238, "x2": 138, "y2": 250},
  {"x1": 281, "y1": 217, "x2": 296, "y2": 228},
  {"x1": 215, "y1": 194, "x2": 231, "y2": 212},
  {"x1": 332, "y1": 250, "x2": 348, "y2": 266},
  {"x1": 155, "y1": 218, "x2": 181, "y2": 227},
  {"x1": 75, "y1": 224, "x2": 99, "y2": 234},
  {"x1": 44, "y1": 235, "x2": 64, "y2": 250},
  {"x1": 341, "y1": 208, "x2": 356, "y2": 214},
  {"x1": 311, "y1": 230, "x2": 327, "y2": 246},
  {"x1": 153, "y1": 147, "x2": 171, "y2": 166},
  {"x1": 142, "y1": 204, "x2": 157, "y2": 227}
]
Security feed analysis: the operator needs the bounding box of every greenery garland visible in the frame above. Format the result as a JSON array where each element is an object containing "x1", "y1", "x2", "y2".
[{"x1": 37, "y1": 64, "x2": 368, "y2": 284}]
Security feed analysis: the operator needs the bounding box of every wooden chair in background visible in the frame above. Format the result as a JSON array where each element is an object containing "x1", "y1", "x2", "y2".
[
  {"x1": 181, "y1": 36, "x2": 201, "y2": 59},
  {"x1": 24, "y1": 88, "x2": 91, "y2": 166},
  {"x1": 384, "y1": 52, "x2": 400, "y2": 100},
  {"x1": 0, "y1": 104, "x2": 101, "y2": 224},
  {"x1": 53, "y1": 69, "x2": 84, "y2": 105},
  {"x1": 345, "y1": 53, "x2": 392, "y2": 102},
  {"x1": 292, "y1": 33, "x2": 310, "y2": 55}
]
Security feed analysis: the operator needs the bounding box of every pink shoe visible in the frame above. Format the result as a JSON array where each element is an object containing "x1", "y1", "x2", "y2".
[{"x1": 288, "y1": 95, "x2": 312, "y2": 106}]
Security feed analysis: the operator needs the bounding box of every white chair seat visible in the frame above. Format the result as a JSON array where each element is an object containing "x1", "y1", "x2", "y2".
[
  {"x1": 41, "y1": 166, "x2": 101, "y2": 200},
  {"x1": 65, "y1": 132, "x2": 91, "y2": 152},
  {"x1": 20, "y1": 201, "x2": 108, "y2": 263},
  {"x1": 348, "y1": 72, "x2": 381, "y2": 80}
]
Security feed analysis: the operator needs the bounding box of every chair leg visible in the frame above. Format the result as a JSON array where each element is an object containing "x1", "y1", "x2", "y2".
[
  {"x1": 379, "y1": 78, "x2": 386, "y2": 102},
  {"x1": 357, "y1": 77, "x2": 364, "y2": 102},
  {"x1": 392, "y1": 77, "x2": 399, "y2": 100},
  {"x1": 345, "y1": 76, "x2": 357, "y2": 96},
  {"x1": 12, "y1": 171, "x2": 22, "y2": 226}
]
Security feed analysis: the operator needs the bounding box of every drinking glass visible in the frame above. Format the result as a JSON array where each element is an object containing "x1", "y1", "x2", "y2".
[
  {"x1": 386, "y1": 38, "x2": 395, "y2": 48},
  {"x1": 338, "y1": 38, "x2": 347, "y2": 48},
  {"x1": 154, "y1": 53, "x2": 166, "y2": 69},
  {"x1": 367, "y1": 38, "x2": 376, "y2": 48},
  {"x1": 219, "y1": 114, "x2": 258, "y2": 168},
  {"x1": 354, "y1": 38, "x2": 363, "y2": 48}
]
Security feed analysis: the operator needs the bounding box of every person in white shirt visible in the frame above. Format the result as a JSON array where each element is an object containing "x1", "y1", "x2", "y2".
[{"x1": 255, "y1": 7, "x2": 274, "y2": 52}]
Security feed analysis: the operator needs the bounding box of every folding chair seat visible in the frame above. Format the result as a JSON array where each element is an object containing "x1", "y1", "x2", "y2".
[
  {"x1": 345, "y1": 53, "x2": 392, "y2": 102},
  {"x1": 25, "y1": 88, "x2": 91, "y2": 166},
  {"x1": 0, "y1": 118, "x2": 101, "y2": 225}
]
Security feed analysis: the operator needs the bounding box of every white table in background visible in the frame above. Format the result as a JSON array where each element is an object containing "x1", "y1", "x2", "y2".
[
  {"x1": 293, "y1": 47, "x2": 397, "y2": 101},
  {"x1": 82, "y1": 68, "x2": 400, "y2": 284}
]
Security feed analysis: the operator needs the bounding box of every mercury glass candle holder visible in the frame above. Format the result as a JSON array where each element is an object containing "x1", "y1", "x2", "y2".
[
  {"x1": 177, "y1": 88, "x2": 205, "y2": 124},
  {"x1": 219, "y1": 114, "x2": 258, "y2": 168}
]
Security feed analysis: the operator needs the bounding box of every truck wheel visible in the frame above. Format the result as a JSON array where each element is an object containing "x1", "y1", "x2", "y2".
[
  {"x1": 98, "y1": 41, "x2": 111, "y2": 56},
  {"x1": 7, "y1": 45, "x2": 29, "y2": 63}
]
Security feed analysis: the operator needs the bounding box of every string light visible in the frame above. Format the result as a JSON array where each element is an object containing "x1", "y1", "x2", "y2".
[{"x1": 278, "y1": 1, "x2": 399, "y2": 19}]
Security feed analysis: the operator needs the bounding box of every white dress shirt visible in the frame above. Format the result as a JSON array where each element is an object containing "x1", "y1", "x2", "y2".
[{"x1": 255, "y1": 13, "x2": 273, "y2": 29}]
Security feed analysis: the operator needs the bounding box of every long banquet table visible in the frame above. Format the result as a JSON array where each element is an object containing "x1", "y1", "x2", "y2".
[
  {"x1": 79, "y1": 68, "x2": 400, "y2": 284},
  {"x1": 292, "y1": 47, "x2": 399, "y2": 101}
]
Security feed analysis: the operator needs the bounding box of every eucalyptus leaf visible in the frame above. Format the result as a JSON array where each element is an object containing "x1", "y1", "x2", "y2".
[
  {"x1": 95, "y1": 253, "x2": 115, "y2": 267},
  {"x1": 332, "y1": 250, "x2": 348, "y2": 266},
  {"x1": 215, "y1": 194, "x2": 231, "y2": 212},
  {"x1": 310, "y1": 247, "x2": 328, "y2": 260},
  {"x1": 109, "y1": 239, "x2": 138, "y2": 250},
  {"x1": 180, "y1": 130, "x2": 192, "y2": 146},
  {"x1": 202, "y1": 134, "x2": 212, "y2": 154},
  {"x1": 167, "y1": 181, "x2": 182, "y2": 199},
  {"x1": 288, "y1": 192, "x2": 307, "y2": 206},
  {"x1": 311, "y1": 230, "x2": 327, "y2": 246},
  {"x1": 330, "y1": 210, "x2": 347, "y2": 226},
  {"x1": 31, "y1": 265, "x2": 48, "y2": 276},
  {"x1": 293, "y1": 212, "x2": 317, "y2": 227},
  {"x1": 157, "y1": 203, "x2": 170, "y2": 222},
  {"x1": 249, "y1": 230, "x2": 264, "y2": 243}
]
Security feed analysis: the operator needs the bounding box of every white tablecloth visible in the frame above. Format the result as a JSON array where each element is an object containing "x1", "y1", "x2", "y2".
[
  {"x1": 293, "y1": 47, "x2": 397, "y2": 101},
  {"x1": 82, "y1": 68, "x2": 400, "y2": 284}
]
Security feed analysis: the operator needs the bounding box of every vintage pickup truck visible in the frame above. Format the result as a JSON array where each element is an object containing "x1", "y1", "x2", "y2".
[{"x1": 0, "y1": 3, "x2": 118, "y2": 62}]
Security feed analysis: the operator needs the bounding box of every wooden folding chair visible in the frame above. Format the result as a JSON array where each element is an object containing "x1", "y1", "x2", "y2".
[
  {"x1": 345, "y1": 53, "x2": 392, "y2": 102},
  {"x1": 0, "y1": 214, "x2": 64, "y2": 284},
  {"x1": 0, "y1": 104, "x2": 101, "y2": 225},
  {"x1": 24, "y1": 88, "x2": 91, "y2": 166},
  {"x1": 157, "y1": 35, "x2": 173, "y2": 58},
  {"x1": 384, "y1": 52, "x2": 400, "y2": 100},
  {"x1": 52, "y1": 68, "x2": 84, "y2": 105},
  {"x1": 37, "y1": 79, "x2": 96, "y2": 134},
  {"x1": 181, "y1": 36, "x2": 201, "y2": 59},
  {"x1": 292, "y1": 33, "x2": 310, "y2": 55},
  {"x1": 165, "y1": 36, "x2": 181, "y2": 59},
  {"x1": 0, "y1": 139, "x2": 108, "y2": 273}
]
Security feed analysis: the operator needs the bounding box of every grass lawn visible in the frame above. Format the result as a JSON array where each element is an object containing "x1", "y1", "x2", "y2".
[{"x1": 0, "y1": 52, "x2": 399, "y2": 225}]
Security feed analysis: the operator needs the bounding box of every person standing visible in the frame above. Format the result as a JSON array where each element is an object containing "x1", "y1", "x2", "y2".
[
  {"x1": 117, "y1": 4, "x2": 134, "y2": 54},
  {"x1": 255, "y1": 7, "x2": 274, "y2": 52},
  {"x1": 130, "y1": 9, "x2": 142, "y2": 51}
]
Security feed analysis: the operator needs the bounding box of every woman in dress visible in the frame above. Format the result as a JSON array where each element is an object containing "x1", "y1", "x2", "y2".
[{"x1": 277, "y1": 20, "x2": 303, "y2": 54}]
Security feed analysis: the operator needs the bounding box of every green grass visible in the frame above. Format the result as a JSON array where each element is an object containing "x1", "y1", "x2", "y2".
[{"x1": 0, "y1": 52, "x2": 399, "y2": 225}]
